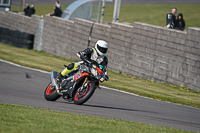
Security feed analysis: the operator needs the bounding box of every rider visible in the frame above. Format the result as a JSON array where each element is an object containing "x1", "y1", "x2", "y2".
[{"x1": 53, "y1": 40, "x2": 109, "y2": 90}]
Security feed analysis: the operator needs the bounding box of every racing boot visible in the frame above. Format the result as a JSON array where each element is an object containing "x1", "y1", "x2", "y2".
[{"x1": 52, "y1": 63, "x2": 77, "y2": 90}]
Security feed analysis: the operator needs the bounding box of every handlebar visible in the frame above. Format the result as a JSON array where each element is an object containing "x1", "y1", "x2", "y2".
[
  {"x1": 82, "y1": 58, "x2": 96, "y2": 66},
  {"x1": 83, "y1": 58, "x2": 92, "y2": 64},
  {"x1": 82, "y1": 58, "x2": 109, "y2": 82}
]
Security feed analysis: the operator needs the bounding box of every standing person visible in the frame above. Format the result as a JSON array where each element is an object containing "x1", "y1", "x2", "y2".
[
  {"x1": 55, "y1": 0, "x2": 62, "y2": 11},
  {"x1": 29, "y1": 5, "x2": 36, "y2": 17},
  {"x1": 176, "y1": 13, "x2": 185, "y2": 31},
  {"x1": 166, "y1": 8, "x2": 177, "y2": 29},
  {"x1": 23, "y1": 3, "x2": 30, "y2": 16}
]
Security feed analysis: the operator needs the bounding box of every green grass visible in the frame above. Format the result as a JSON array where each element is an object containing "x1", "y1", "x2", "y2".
[
  {"x1": 0, "y1": 43, "x2": 74, "y2": 72},
  {"x1": 11, "y1": 4, "x2": 200, "y2": 29},
  {"x1": 0, "y1": 102, "x2": 194, "y2": 133},
  {"x1": 0, "y1": 43, "x2": 200, "y2": 109},
  {"x1": 104, "y1": 4, "x2": 200, "y2": 29}
]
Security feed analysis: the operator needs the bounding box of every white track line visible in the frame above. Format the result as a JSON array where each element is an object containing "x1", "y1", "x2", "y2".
[
  {"x1": 0, "y1": 59, "x2": 50, "y2": 74},
  {"x1": 0, "y1": 59, "x2": 199, "y2": 110}
]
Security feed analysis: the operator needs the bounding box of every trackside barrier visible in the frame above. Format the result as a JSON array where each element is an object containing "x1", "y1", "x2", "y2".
[{"x1": 0, "y1": 27, "x2": 34, "y2": 49}]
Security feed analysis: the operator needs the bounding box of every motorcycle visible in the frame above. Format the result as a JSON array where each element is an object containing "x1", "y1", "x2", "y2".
[{"x1": 44, "y1": 58, "x2": 108, "y2": 105}]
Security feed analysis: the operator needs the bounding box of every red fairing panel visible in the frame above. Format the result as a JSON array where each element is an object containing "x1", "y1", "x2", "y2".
[{"x1": 74, "y1": 72, "x2": 89, "y2": 81}]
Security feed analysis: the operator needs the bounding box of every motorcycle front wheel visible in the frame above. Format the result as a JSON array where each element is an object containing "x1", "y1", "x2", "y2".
[
  {"x1": 73, "y1": 81, "x2": 96, "y2": 105},
  {"x1": 44, "y1": 82, "x2": 61, "y2": 101}
]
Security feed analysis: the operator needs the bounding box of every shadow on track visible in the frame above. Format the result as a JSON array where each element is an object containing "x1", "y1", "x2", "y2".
[{"x1": 82, "y1": 104, "x2": 158, "y2": 114}]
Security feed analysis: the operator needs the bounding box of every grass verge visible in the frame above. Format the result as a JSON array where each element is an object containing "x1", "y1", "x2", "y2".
[
  {"x1": 11, "y1": 4, "x2": 200, "y2": 29},
  {"x1": 0, "y1": 43, "x2": 200, "y2": 109},
  {"x1": 0, "y1": 102, "x2": 193, "y2": 133}
]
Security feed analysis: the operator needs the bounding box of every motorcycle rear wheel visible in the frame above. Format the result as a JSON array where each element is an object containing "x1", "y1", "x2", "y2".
[
  {"x1": 73, "y1": 82, "x2": 96, "y2": 105},
  {"x1": 44, "y1": 82, "x2": 61, "y2": 101}
]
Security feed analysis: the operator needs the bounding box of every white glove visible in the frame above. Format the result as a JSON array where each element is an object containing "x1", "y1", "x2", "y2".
[{"x1": 100, "y1": 77, "x2": 105, "y2": 82}]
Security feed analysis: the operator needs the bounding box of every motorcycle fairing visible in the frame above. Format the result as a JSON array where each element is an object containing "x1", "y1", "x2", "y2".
[
  {"x1": 73, "y1": 72, "x2": 89, "y2": 81},
  {"x1": 51, "y1": 71, "x2": 58, "y2": 81},
  {"x1": 63, "y1": 72, "x2": 89, "y2": 98}
]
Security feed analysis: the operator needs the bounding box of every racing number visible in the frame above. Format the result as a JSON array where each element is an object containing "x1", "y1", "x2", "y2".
[{"x1": 75, "y1": 73, "x2": 81, "y2": 80}]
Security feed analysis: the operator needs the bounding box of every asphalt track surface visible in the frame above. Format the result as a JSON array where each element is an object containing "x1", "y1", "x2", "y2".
[
  {"x1": 11, "y1": 0, "x2": 200, "y2": 6},
  {"x1": 0, "y1": 59, "x2": 200, "y2": 132}
]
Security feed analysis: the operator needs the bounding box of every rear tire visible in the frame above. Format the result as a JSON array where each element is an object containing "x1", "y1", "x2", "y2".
[
  {"x1": 73, "y1": 82, "x2": 96, "y2": 105},
  {"x1": 44, "y1": 82, "x2": 61, "y2": 101}
]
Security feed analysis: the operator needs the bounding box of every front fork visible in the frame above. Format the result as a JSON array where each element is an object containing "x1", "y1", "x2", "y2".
[
  {"x1": 50, "y1": 71, "x2": 58, "y2": 90},
  {"x1": 78, "y1": 77, "x2": 89, "y2": 92},
  {"x1": 50, "y1": 71, "x2": 63, "y2": 95}
]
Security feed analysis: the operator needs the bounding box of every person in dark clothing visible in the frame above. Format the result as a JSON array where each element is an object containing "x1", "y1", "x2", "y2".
[
  {"x1": 29, "y1": 5, "x2": 36, "y2": 17},
  {"x1": 23, "y1": 3, "x2": 30, "y2": 16},
  {"x1": 48, "y1": 5, "x2": 62, "y2": 17},
  {"x1": 55, "y1": 0, "x2": 62, "y2": 10},
  {"x1": 166, "y1": 8, "x2": 177, "y2": 29},
  {"x1": 176, "y1": 13, "x2": 185, "y2": 31}
]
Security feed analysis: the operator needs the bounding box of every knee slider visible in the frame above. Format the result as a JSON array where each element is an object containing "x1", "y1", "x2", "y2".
[{"x1": 67, "y1": 63, "x2": 75, "y2": 70}]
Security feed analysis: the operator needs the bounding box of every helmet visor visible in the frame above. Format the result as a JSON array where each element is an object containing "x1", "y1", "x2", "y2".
[{"x1": 97, "y1": 44, "x2": 108, "y2": 54}]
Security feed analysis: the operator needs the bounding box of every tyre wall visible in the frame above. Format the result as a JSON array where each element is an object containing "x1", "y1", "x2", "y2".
[
  {"x1": 0, "y1": 11, "x2": 40, "y2": 49},
  {"x1": 0, "y1": 11, "x2": 199, "y2": 91},
  {"x1": 0, "y1": 27, "x2": 34, "y2": 49}
]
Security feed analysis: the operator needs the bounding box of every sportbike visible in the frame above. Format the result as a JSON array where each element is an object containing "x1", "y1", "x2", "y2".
[{"x1": 44, "y1": 58, "x2": 108, "y2": 105}]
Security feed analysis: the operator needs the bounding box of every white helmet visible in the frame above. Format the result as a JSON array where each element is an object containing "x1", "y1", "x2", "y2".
[{"x1": 95, "y1": 40, "x2": 108, "y2": 56}]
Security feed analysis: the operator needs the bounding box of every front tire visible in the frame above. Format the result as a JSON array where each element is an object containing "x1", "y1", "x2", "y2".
[
  {"x1": 44, "y1": 82, "x2": 61, "y2": 101},
  {"x1": 73, "y1": 82, "x2": 96, "y2": 105}
]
